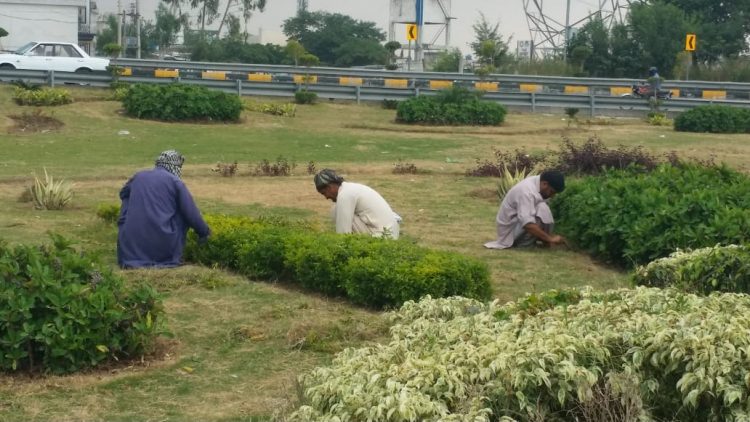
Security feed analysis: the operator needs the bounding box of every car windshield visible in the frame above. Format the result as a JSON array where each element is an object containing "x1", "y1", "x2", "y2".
[{"x1": 14, "y1": 42, "x2": 37, "y2": 55}]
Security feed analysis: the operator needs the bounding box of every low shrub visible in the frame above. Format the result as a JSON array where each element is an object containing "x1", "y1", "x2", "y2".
[
  {"x1": 647, "y1": 112, "x2": 671, "y2": 126},
  {"x1": 634, "y1": 244, "x2": 750, "y2": 294},
  {"x1": 13, "y1": 87, "x2": 73, "y2": 106},
  {"x1": 245, "y1": 101, "x2": 296, "y2": 117},
  {"x1": 30, "y1": 168, "x2": 73, "y2": 210},
  {"x1": 381, "y1": 99, "x2": 399, "y2": 110},
  {"x1": 253, "y1": 156, "x2": 296, "y2": 176},
  {"x1": 122, "y1": 83, "x2": 242, "y2": 122},
  {"x1": 466, "y1": 148, "x2": 548, "y2": 177},
  {"x1": 552, "y1": 164, "x2": 750, "y2": 267},
  {"x1": 212, "y1": 161, "x2": 238, "y2": 177},
  {"x1": 306, "y1": 161, "x2": 317, "y2": 175},
  {"x1": 290, "y1": 287, "x2": 750, "y2": 421},
  {"x1": 396, "y1": 87, "x2": 507, "y2": 126},
  {"x1": 392, "y1": 160, "x2": 418, "y2": 174},
  {"x1": 0, "y1": 235, "x2": 164, "y2": 374},
  {"x1": 96, "y1": 203, "x2": 120, "y2": 224},
  {"x1": 184, "y1": 215, "x2": 491, "y2": 309},
  {"x1": 555, "y1": 137, "x2": 660, "y2": 176},
  {"x1": 674, "y1": 105, "x2": 750, "y2": 133},
  {"x1": 295, "y1": 90, "x2": 318, "y2": 105}
]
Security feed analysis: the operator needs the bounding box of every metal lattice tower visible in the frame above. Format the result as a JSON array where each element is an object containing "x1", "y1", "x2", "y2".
[
  {"x1": 522, "y1": 0, "x2": 633, "y2": 59},
  {"x1": 297, "y1": 0, "x2": 308, "y2": 13},
  {"x1": 388, "y1": 0, "x2": 454, "y2": 70}
]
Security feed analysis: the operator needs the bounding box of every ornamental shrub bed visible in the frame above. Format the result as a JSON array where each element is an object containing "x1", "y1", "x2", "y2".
[
  {"x1": 551, "y1": 164, "x2": 750, "y2": 267},
  {"x1": 674, "y1": 105, "x2": 750, "y2": 133},
  {"x1": 13, "y1": 87, "x2": 73, "y2": 106},
  {"x1": 634, "y1": 244, "x2": 750, "y2": 294},
  {"x1": 0, "y1": 235, "x2": 164, "y2": 374},
  {"x1": 122, "y1": 83, "x2": 242, "y2": 122},
  {"x1": 184, "y1": 215, "x2": 491, "y2": 308},
  {"x1": 290, "y1": 287, "x2": 750, "y2": 421},
  {"x1": 396, "y1": 87, "x2": 506, "y2": 126}
]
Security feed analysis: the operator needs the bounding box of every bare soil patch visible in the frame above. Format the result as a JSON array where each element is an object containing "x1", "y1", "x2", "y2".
[{"x1": 8, "y1": 110, "x2": 64, "y2": 134}]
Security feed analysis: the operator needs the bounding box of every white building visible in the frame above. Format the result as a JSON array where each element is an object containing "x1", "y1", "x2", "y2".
[{"x1": 0, "y1": 0, "x2": 97, "y2": 52}]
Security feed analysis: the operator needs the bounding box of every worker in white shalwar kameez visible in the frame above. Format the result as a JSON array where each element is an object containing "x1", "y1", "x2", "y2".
[
  {"x1": 314, "y1": 169, "x2": 400, "y2": 239},
  {"x1": 484, "y1": 170, "x2": 567, "y2": 249}
]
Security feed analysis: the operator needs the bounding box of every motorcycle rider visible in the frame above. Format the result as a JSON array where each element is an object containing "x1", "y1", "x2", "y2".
[{"x1": 647, "y1": 66, "x2": 662, "y2": 98}]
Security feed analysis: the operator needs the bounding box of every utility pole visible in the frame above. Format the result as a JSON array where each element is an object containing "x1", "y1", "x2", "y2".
[
  {"x1": 117, "y1": 0, "x2": 123, "y2": 57},
  {"x1": 135, "y1": 0, "x2": 141, "y2": 59},
  {"x1": 564, "y1": 0, "x2": 571, "y2": 60}
]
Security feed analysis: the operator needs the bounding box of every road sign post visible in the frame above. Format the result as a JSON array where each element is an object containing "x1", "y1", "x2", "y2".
[{"x1": 685, "y1": 34, "x2": 696, "y2": 81}]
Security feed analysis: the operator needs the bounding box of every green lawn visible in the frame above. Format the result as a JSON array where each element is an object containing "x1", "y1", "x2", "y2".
[{"x1": 1, "y1": 84, "x2": 748, "y2": 421}]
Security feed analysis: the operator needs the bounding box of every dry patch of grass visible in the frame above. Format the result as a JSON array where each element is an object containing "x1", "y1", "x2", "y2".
[{"x1": 8, "y1": 110, "x2": 64, "y2": 133}]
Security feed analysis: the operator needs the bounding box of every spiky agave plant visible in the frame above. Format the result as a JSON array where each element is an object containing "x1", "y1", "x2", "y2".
[
  {"x1": 495, "y1": 163, "x2": 540, "y2": 200},
  {"x1": 30, "y1": 168, "x2": 73, "y2": 210}
]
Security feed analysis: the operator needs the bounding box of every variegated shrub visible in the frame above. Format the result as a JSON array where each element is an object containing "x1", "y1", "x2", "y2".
[{"x1": 290, "y1": 288, "x2": 750, "y2": 421}]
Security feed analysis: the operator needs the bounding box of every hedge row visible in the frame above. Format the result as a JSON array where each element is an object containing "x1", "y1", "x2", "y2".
[
  {"x1": 551, "y1": 164, "x2": 750, "y2": 267},
  {"x1": 122, "y1": 83, "x2": 243, "y2": 122},
  {"x1": 13, "y1": 87, "x2": 72, "y2": 106},
  {"x1": 0, "y1": 235, "x2": 163, "y2": 374},
  {"x1": 396, "y1": 87, "x2": 506, "y2": 126},
  {"x1": 183, "y1": 215, "x2": 492, "y2": 308},
  {"x1": 634, "y1": 244, "x2": 750, "y2": 294},
  {"x1": 291, "y1": 287, "x2": 750, "y2": 421},
  {"x1": 674, "y1": 105, "x2": 750, "y2": 133}
]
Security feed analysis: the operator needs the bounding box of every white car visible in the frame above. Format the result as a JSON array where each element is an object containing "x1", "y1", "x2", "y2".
[{"x1": 0, "y1": 42, "x2": 109, "y2": 73}]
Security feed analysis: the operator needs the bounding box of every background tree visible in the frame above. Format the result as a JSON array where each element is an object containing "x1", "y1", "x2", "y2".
[
  {"x1": 95, "y1": 15, "x2": 120, "y2": 56},
  {"x1": 431, "y1": 48, "x2": 461, "y2": 72},
  {"x1": 217, "y1": 0, "x2": 267, "y2": 39},
  {"x1": 283, "y1": 11, "x2": 386, "y2": 66},
  {"x1": 566, "y1": 17, "x2": 612, "y2": 77},
  {"x1": 384, "y1": 40, "x2": 401, "y2": 69},
  {"x1": 153, "y1": 4, "x2": 185, "y2": 57},
  {"x1": 285, "y1": 39, "x2": 306, "y2": 66},
  {"x1": 298, "y1": 52, "x2": 320, "y2": 89},
  {"x1": 470, "y1": 13, "x2": 510, "y2": 69},
  {"x1": 629, "y1": 1, "x2": 696, "y2": 78}
]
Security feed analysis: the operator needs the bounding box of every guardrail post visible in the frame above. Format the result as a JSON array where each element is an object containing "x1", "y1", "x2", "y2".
[
  {"x1": 589, "y1": 93, "x2": 596, "y2": 117},
  {"x1": 355, "y1": 85, "x2": 361, "y2": 104},
  {"x1": 47, "y1": 70, "x2": 55, "y2": 87},
  {"x1": 236, "y1": 79, "x2": 242, "y2": 97},
  {"x1": 414, "y1": 87, "x2": 420, "y2": 98},
  {"x1": 531, "y1": 92, "x2": 536, "y2": 113}
]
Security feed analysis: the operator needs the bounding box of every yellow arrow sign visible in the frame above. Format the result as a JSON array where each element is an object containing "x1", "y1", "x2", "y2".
[
  {"x1": 685, "y1": 34, "x2": 696, "y2": 51},
  {"x1": 406, "y1": 24, "x2": 418, "y2": 41}
]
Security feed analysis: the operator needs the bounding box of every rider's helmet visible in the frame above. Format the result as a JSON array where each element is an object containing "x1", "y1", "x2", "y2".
[{"x1": 648, "y1": 67, "x2": 658, "y2": 77}]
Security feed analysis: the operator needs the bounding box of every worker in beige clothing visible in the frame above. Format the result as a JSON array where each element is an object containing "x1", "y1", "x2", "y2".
[
  {"x1": 484, "y1": 170, "x2": 567, "y2": 249},
  {"x1": 314, "y1": 169, "x2": 400, "y2": 239}
]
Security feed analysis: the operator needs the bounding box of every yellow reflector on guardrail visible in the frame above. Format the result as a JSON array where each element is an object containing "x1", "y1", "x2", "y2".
[
  {"x1": 118, "y1": 67, "x2": 132, "y2": 76},
  {"x1": 385, "y1": 79, "x2": 408, "y2": 88},
  {"x1": 475, "y1": 82, "x2": 499, "y2": 92},
  {"x1": 201, "y1": 71, "x2": 226, "y2": 80},
  {"x1": 155, "y1": 69, "x2": 179, "y2": 78},
  {"x1": 293, "y1": 75, "x2": 317, "y2": 84},
  {"x1": 610, "y1": 87, "x2": 631, "y2": 96},
  {"x1": 429, "y1": 80, "x2": 453, "y2": 90},
  {"x1": 702, "y1": 90, "x2": 726, "y2": 99},
  {"x1": 248, "y1": 73, "x2": 272, "y2": 82},
  {"x1": 339, "y1": 77, "x2": 363, "y2": 86},
  {"x1": 519, "y1": 84, "x2": 542, "y2": 93},
  {"x1": 564, "y1": 85, "x2": 589, "y2": 94},
  {"x1": 670, "y1": 89, "x2": 680, "y2": 98}
]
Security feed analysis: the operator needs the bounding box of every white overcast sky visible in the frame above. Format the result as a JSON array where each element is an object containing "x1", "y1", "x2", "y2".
[{"x1": 97, "y1": 1, "x2": 606, "y2": 54}]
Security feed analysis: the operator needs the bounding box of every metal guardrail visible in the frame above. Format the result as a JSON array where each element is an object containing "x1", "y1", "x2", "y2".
[
  {"x1": 111, "y1": 58, "x2": 750, "y2": 94},
  {"x1": 3, "y1": 68, "x2": 750, "y2": 118}
]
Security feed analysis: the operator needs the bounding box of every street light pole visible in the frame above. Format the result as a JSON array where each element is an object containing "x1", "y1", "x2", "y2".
[{"x1": 135, "y1": 0, "x2": 141, "y2": 59}]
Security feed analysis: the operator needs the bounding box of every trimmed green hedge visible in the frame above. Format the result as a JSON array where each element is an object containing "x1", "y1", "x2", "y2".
[
  {"x1": 122, "y1": 83, "x2": 242, "y2": 122},
  {"x1": 13, "y1": 87, "x2": 72, "y2": 106},
  {"x1": 184, "y1": 215, "x2": 492, "y2": 308},
  {"x1": 396, "y1": 87, "x2": 506, "y2": 125},
  {"x1": 674, "y1": 105, "x2": 750, "y2": 133},
  {"x1": 0, "y1": 235, "x2": 163, "y2": 374},
  {"x1": 634, "y1": 244, "x2": 750, "y2": 294},
  {"x1": 551, "y1": 164, "x2": 750, "y2": 267}
]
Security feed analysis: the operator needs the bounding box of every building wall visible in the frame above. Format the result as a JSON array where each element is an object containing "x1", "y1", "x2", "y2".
[{"x1": 0, "y1": 0, "x2": 84, "y2": 51}]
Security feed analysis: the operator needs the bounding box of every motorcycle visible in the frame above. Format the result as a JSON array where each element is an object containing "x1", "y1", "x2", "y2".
[{"x1": 626, "y1": 83, "x2": 673, "y2": 100}]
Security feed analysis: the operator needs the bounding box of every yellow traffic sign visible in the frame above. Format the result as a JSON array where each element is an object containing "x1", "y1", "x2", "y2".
[
  {"x1": 406, "y1": 24, "x2": 418, "y2": 41},
  {"x1": 685, "y1": 34, "x2": 696, "y2": 51}
]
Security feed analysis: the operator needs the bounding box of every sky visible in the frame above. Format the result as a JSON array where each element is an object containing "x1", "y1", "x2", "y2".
[{"x1": 95, "y1": 0, "x2": 612, "y2": 54}]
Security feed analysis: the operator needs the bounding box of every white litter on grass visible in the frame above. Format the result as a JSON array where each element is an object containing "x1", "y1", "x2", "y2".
[
  {"x1": 324, "y1": 144, "x2": 331, "y2": 148},
  {"x1": 117, "y1": 130, "x2": 130, "y2": 135},
  {"x1": 660, "y1": 135, "x2": 666, "y2": 138}
]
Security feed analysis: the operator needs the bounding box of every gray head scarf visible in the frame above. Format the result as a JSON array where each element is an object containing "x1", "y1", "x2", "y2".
[
  {"x1": 155, "y1": 150, "x2": 185, "y2": 178},
  {"x1": 314, "y1": 168, "x2": 344, "y2": 191}
]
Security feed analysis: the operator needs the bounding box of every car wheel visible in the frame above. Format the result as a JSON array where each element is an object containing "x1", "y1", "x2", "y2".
[
  {"x1": 0, "y1": 63, "x2": 15, "y2": 70},
  {"x1": 75, "y1": 67, "x2": 93, "y2": 73}
]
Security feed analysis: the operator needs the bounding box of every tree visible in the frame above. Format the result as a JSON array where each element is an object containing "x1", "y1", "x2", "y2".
[
  {"x1": 0, "y1": 27, "x2": 8, "y2": 38},
  {"x1": 333, "y1": 39, "x2": 386, "y2": 67},
  {"x1": 285, "y1": 39, "x2": 306, "y2": 66},
  {"x1": 283, "y1": 11, "x2": 386, "y2": 65},
  {"x1": 566, "y1": 17, "x2": 612, "y2": 77},
  {"x1": 299, "y1": 52, "x2": 319, "y2": 89},
  {"x1": 153, "y1": 4, "x2": 185, "y2": 57},
  {"x1": 96, "y1": 15, "x2": 120, "y2": 56},
  {"x1": 217, "y1": 0, "x2": 267, "y2": 38},
  {"x1": 384, "y1": 41, "x2": 401, "y2": 69},
  {"x1": 431, "y1": 48, "x2": 461, "y2": 72},
  {"x1": 629, "y1": 2, "x2": 696, "y2": 78},
  {"x1": 163, "y1": 0, "x2": 219, "y2": 36},
  {"x1": 470, "y1": 12, "x2": 510, "y2": 68}
]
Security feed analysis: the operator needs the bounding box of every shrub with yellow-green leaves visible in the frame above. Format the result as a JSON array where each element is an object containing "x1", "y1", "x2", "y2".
[
  {"x1": 244, "y1": 101, "x2": 296, "y2": 117},
  {"x1": 634, "y1": 244, "x2": 750, "y2": 294},
  {"x1": 290, "y1": 287, "x2": 750, "y2": 421},
  {"x1": 184, "y1": 215, "x2": 491, "y2": 309},
  {"x1": 13, "y1": 86, "x2": 73, "y2": 106}
]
